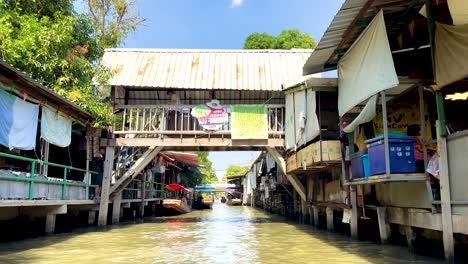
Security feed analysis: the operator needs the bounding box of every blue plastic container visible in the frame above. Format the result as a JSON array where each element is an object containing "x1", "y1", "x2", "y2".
[
  {"x1": 365, "y1": 136, "x2": 416, "y2": 175},
  {"x1": 350, "y1": 151, "x2": 366, "y2": 179},
  {"x1": 362, "y1": 153, "x2": 371, "y2": 177}
]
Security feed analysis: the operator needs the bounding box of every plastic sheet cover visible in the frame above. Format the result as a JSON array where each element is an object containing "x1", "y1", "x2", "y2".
[{"x1": 337, "y1": 10, "x2": 398, "y2": 117}]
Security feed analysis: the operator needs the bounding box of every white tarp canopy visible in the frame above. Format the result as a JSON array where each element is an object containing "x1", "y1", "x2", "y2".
[
  {"x1": 285, "y1": 89, "x2": 320, "y2": 150},
  {"x1": 343, "y1": 95, "x2": 378, "y2": 133},
  {"x1": 434, "y1": 22, "x2": 468, "y2": 90},
  {"x1": 337, "y1": 10, "x2": 398, "y2": 117},
  {"x1": 448, "y1": 0, "x2": 468, "y2": 26}
]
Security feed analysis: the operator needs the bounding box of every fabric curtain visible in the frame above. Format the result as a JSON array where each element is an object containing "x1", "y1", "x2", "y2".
[
  {"x1": 338, "y1": 10, "x2": 398, "y2": 117},
  {"x1": 0, "y1": 92, "x2": 39, "y2": 150},
  {"x1": 448, "y1": 0, "x2": 468, "y2": 26},
  {"x1": 343, "y1": 95, "x2": 378, "y2": 133},
  {"x1": 266, "y1": 153, "x2": 276, "y2": 172},
  {"x1": 434, "y1": 22, "x2": 468, "y2": 90},
  {"x1": 285, "y1": 93, "x2": 295, "y2": 149},
  {"x1": 285, "y1": 89, "x2": 320, "y2": 150},
  {"x1": 41, "y1": 107, "x2": 72, "y2": 147}
]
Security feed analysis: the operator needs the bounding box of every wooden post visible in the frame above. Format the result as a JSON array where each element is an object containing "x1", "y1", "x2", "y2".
[
  {"x1": 88, "y1": 211, "x2": 96, "y2": 225},
  {"x1": 405, "y1": 225, "x2": 416, "y2": 253},
  {"x1": 350, "y1": 185, "x2": 359, "y2": 239},
  {"x1": 45, "y1": 214, "x2": 56, "y2": 234},
  {"x1": 437, "y1": 121, "x2": 455, "y2": 262},
  {"x1": 98, "y1": 146, "x2": 115, "y2": 226},
  {"x1": 112, "y1": 191, "x2": 122, "y2": 224},
  {"x1": 326, "y1": 207, "x2": 334, "y2": 232},
  {"x1": 312, "y1": 205, "x2": 319, "y2": 227},
  {"x1": 301, "y1": 200, "x2": 308, "y2": 224},
  {"x1": 377, "y1": 207, "x2": 388, "y2": 243},
  {"x1": 380, "y1": 91, "x2": 391, "y2": 176},
  {"x1": 140, "y1": 175, "x2": 146, "y2": 217}
]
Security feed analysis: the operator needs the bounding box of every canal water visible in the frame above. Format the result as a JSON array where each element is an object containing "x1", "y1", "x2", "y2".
[{"x1": 0, "y1": 203, "x2": 441, "y2": 264}]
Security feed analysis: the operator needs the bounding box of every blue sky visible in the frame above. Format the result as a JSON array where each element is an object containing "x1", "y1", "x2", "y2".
[{"x1": 121, "y1": 0, "x2": 343, "y2": 180}]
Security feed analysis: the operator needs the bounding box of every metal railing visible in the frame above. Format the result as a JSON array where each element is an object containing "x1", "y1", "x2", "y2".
[
  {"x1": 0, "y1": 152, "x2": 98, "y2": 200},
  {"x1": 122, "y1": 178, "x2": 171, "y2": 200},
  {"x1": 113, "y1": 104, "x2": 285, "y2": 137}
]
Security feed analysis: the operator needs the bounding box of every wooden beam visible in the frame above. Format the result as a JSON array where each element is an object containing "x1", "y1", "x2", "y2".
[
  {"x1": 111, "y1": 138, "x2": 284, "y2": 149},
  {"x1": 437, "y1": 121, "x2": 455, "y2": 262},
  {"x1": 326, "y1": 207, "x2": 334, "y2": 231},
  {"x1": 265, "y1": 147, "x2": 306, "y2": 201},
  {"x1": 350, "y1": 185, "x2": 359, "y2": 239},
  {"x1": 112, "y1": 192, "x2": 122, "y2": 224},
  {"x1": 98, "y1": 146, "x2": 115, "y2": 226},
  {"x1": 109, "y1": 146, "x2": 163, "y2": 195}
]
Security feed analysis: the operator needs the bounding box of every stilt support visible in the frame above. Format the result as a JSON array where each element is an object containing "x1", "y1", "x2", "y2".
[
  {"x1": 377, "y1": 207, "x2": 388, "y2": 243},
  {"x1": 112, "y1": 192, "x2": 122, "y2": 224},
  {"x1": 312, "y1": 205, "x2": 319, "y2": 227},
  {"x1": 350, "y1": 185, "x2": 359, "y2": 239},
  {"x1": 326, "y1": 207, "x2": 334, "y2": 232},
  {"x1": 98, "y1": 146, "x2": 115, "y2": 226}
]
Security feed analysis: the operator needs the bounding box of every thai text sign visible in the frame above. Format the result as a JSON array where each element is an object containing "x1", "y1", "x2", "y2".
[
  {"x1": 231, "y1": 105, "x2": 268, "y2": 139},
  {"x1": 191, "y1": 100, "x2": 228, "y2": 130}
]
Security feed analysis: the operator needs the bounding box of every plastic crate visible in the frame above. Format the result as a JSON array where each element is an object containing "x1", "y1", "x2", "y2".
[
  {"x1": 350, "y1": 151, "x2": 366, "y2": 179},
  {"x1": 362, "y1": 153, "x2": 371, "y2": 177},
  {"x1": 365, "y1": 136, "x2": 416, "y2": 175}
]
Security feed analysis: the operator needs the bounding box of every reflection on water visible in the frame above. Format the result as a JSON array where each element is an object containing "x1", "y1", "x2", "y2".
[{"x1": 0, "y1": 203, "x2": 441, "y2": 264}]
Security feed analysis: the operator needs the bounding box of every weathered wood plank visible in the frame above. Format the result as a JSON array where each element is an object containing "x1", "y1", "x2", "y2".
[
  {"x1": 266, "y1": 147, "x2": 306, "y2": 201},
  {"x1": 98, "y1": 146, "x2": 115, "y2": 226}
]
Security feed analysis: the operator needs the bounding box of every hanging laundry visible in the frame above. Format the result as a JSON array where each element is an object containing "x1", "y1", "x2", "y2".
[
  {"x1": 41, "y1": 107, "x2": 72, "y2": 147},
  {"x1": 266, "y1": 153, "x2": 276, "y2": 172},
  {"x1": 0, "y1": 91, "x2": 39, "y2": 150}
]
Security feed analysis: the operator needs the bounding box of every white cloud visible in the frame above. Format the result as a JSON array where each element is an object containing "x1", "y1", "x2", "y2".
[{"x1": 231, "y1": 0, "x2": 243, "y2": 8}]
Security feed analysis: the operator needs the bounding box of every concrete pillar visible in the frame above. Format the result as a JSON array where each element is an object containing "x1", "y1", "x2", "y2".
[
  {"x1": 88, "y1": 211, "x2": 96, "y2": 225},
  {"x1": 312, "y1": 205, "x2": 319, "y2": 227},
  {"x1": 326, "y1": 207, "x2": 334, "y2": 232},
  {"x1": 45, "y1": 214, "x2": 56, "y2": 234},
  {"x1": 350, "y1": 185, "x2": 359, "y2": 239},
  {"x1": 112, "y1": 192, "x2": 122, "y2": 224},
  {"x1": 377, "y1": 207, "x2": 389, "y2": 243},
  {"x1": 308, "y1": 206, "x2": 313, "y2": 225},
  {"x1": 98, "y1": 146, "x2": 115, "y2": 226},
  {"x1": 43, "y1": 205, "x2": 67, "y2": 235},
  {"x1": 405, "y1": 225, "x2": 416, "y2": 253}
]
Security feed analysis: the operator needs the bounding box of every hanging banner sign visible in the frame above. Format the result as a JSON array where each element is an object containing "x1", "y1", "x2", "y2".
[
  {"x1": 231, "y1": 105, "x2": 268, "y2": 139},
  {"x1": 191, "y1": 100, "x2": 228, "y2": 130}
]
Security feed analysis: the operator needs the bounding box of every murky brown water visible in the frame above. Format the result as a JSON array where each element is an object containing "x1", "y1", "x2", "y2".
[{"x1": 0, "y1": 203, "x2": 441, "y2": 264}]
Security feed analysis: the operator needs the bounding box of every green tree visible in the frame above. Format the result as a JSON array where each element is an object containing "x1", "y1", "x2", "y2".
[
  {"x1": 243, "y1": 29, "x2": 316, "y2": 50},
  {"x1": 0, "y1": 0, "x2": 144, "y2": 127},
  {"x1": 243, "y1": 32, "x2": 276, "y2": 49},
  {"x1": 193, "y1": 152, "x2": 217, "y2": 183},
  {"x1": 222, "y1": 165, "x2": 248, "y2": 182}
]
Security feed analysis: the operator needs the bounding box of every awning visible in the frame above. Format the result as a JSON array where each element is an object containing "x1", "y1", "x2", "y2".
[
  {"x1": 338, "y1": 10, "x2": 398, "y2": 117},
  {"x1": 162, "y1": 152, "x2": 199, "y2": 167},
  {"x1": 434, "y1": 22, "x2": 468, "y2": 90}
]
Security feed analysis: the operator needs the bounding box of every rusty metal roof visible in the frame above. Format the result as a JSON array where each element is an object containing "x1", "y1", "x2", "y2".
[
  {"x1": 103, "y1": 48, "x2": 313, "y2": 91},
  {"x1": 303, "y1": 0, "x2": 425, "y2": 75}
]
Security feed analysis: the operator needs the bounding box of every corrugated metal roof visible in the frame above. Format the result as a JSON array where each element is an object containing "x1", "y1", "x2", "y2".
[
  {"x1": 103, "y1": 48, "x2": 313, "y2": 91},
  {"x1": 303, "y1": 0, "x2": 416, "y2": 75}
]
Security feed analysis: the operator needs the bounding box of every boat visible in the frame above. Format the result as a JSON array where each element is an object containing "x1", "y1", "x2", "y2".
[
  {"x1": 162, "y1": 199, "x2": 191, "y2": 214},
  {"x1": 202, "y1": 196, "x2": 214, "y2": 209},
  {"x1": 226, "y1": 198, "x2": 242, "y2": 206}
]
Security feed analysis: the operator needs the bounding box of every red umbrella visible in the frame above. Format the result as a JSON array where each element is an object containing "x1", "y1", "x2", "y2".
[{"x1": 166, "y1": 184, "x2": 189, "y2": 191}]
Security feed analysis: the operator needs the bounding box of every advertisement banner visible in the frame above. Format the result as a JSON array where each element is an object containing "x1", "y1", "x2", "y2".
[
  {"x1": 191, "y1": 100, "x2": 228, "y2": 130},
  {"x1": 231, "y1": 105, "x2": 268, "y2": 139}
]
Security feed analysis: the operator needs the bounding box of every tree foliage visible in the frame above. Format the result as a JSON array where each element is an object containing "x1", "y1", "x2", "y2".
[
  {"x1": 222, "y1": 165, "x2": 248, "y2": 182},
  {"x1": 243, "y1": 29, "x2": 316, "y2": 50},
  {"x1": 0, "y1": 0, "x2": 144, "y2": 127},
  {"x1": 193, "y1": 152, "x2": 217, "y2": 183}
]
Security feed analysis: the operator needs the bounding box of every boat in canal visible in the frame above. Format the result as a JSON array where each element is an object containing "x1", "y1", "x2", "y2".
[
  {"x1": 226, "y1": 197, "x2": 242, "y2": 206},
  {"x1": 163, "y1": 184, "x2": 192, "y2": 214},
  {"x1": 162, "y1": 198, "x2": 191, "y2": 214},
  {"x1": 202, "y1": 195, "x2": 214, "y2": 209}
]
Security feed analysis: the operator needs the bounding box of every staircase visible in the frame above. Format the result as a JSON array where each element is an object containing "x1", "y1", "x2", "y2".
[{"x1": 109, "y1": 146, "x2": 163, "y2": 199}]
